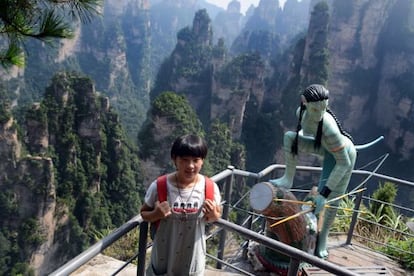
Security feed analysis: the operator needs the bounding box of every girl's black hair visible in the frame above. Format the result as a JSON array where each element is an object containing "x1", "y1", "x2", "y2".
[
  {"x1": 171, "y1": 134, "x2": 208, "y2": 159},
  {"x1": 291, "y1": 84, "x2": 353, "y2": 155}
]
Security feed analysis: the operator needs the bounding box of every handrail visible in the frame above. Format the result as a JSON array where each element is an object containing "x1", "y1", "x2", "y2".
[
  {"x1": 49, "y1": 215, "x2": 143, "y2": 276},
  {"x1": 215, "y1": 218, "x2": 360, "y2": 276},
  {"x1": 50, "y1": 164, "x2": 414, "y2": 276}
]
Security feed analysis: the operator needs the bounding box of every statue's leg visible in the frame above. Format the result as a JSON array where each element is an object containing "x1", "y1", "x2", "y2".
[
  {"x1": 270, "y1": 131, "x2": 315, "y2": 189},
  {"x1": 315, "y1": 206, "x2": 337, "y2": 258},
  {"x1": 316, "y1": 144, "x2": 357, "y2": 258},
  {"x1": 318, "y1": 151, "x2": 335, "y2": 191},
  {"x1": 314, "y1": 151, "x2": 336, "y2": 258}
]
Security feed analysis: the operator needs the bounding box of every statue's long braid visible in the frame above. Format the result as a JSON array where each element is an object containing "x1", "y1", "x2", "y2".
[
  {"x1": 291, "y1": 103, "x2": 305, "y2": 155},
  {"x1": 326, "y1": 108, "x2": 354, "y2": 143}
]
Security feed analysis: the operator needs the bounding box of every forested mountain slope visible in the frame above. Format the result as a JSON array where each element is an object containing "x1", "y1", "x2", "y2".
[{"x1": 0, "y1": 73, "x2": 144, "y2": 275}]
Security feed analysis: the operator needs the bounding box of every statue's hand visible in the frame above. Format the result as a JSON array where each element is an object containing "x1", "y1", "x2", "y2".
[
  {"x1": 269, "y1": 178, "x2": 281, "y2": 186},
  {"x1": 313, "y1": 194, "x2": 326, "y2": 216},
  {"x1": 269, "y1": 177, "x2": 292, "y2": 189}
]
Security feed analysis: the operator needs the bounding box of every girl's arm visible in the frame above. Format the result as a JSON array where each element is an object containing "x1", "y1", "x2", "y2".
[
  {"x1": 203, "y1": 199, "x2": 221, "y2": 222},
  {"x1": 140, "y1": 201, "x2": 171, "y2": 223}
]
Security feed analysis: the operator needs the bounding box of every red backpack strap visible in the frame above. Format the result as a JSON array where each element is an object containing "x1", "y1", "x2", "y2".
[
  {"x1": 205, "y1": 176, "x2": 214, "y2": 200},
  {"x1": 151, "y1": 174, "x2": 168, "y2": 239},
  {"x1": 158, "y1": 174, "x2": 213, "y2": 201},
  {"x1": 156, "y1": 174, "x2": 168, "y2": 202}
]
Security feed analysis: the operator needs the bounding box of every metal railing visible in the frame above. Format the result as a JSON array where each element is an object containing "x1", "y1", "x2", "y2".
[{"x1": 50, "y1": 164, "x2": 414, "y2": 276}]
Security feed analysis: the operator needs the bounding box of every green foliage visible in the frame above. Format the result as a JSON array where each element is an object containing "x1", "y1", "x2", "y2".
[
  {"x1": 0, "y1": 89, "x2": 12, "y2": 124},
  {"x1": 370, "y1": 182, "x2": 397, "y2": 219},
  {"x1": 19, "y1": 218, "x2": 46, "y2": 250},
  {"x1": 0, "y1": 0, "x2": 102, "y2": 68},
  {"x1": 0, "y1": 189, "x2": 18, "y2": 220},
  {"x1": 220, "y1": 53, "x2": 264, "y2": 86},
  {"x1": 92, "y1": 228, "x2": 139, "y2": 264},
  {"x1": 64, "y1": 214, "x2": 89, "y2": 255},
  {"x1": 206, "y1": 120, "x2": 233, "y2": 175},
  {"x1": 25, "y1": 103, "x2": 47, "y2": 126},
  {"x1": 0, "y1": 72, "x2": 144, "y2": 273},
  {"x1": 10, "y1": 262, "x2": 35, "y2": 276},
  {"x1": 152, "y1": 92, "x2": 203, "y2": 132},
  {"x1": 0, "y1": 231, "x2": 12, "y2": 275},
  {"x1": 330, "y1": 186, "x2": 414, "y2": 269},
  {"x1": 138, "y1": 91, "x2": 204, "y2": 161},
  {"x1": 331, "y1": 196, "x2": 355, "y2": 233},
  {"x1": 381, "y1": 238, "x2": 414, "y2": 270},
  {"x1": 242, "y1": 111, "x2": 282, "y2": 172},
  {"x1": 308, "y1": 48, "x2": 329, "y2": 85},
  {"x1": 151, "y1": 10, "x2": 213, "y2": 101},
  {"x1": 305, "y1": 1, "x2": 330, "y2": 85},
  {"x1": 212, "y1": 38, "x2": 227, "y2": 59}
]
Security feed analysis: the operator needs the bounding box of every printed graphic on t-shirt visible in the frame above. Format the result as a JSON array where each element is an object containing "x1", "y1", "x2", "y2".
[{"x1": 172, "y1": 200, "x2": 199, "y2": 214}]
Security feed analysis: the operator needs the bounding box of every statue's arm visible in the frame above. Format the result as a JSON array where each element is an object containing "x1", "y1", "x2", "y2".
[{"x1": 322, "y1": 117, "x2": 353, "y2": 192}]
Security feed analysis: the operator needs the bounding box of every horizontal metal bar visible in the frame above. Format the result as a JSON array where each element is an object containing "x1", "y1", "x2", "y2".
[
  {"x1": 214, "y1": 218, "x2": 360, "y2": 276},
  {"x1": 206, "y1": 253, "x2": 255, "y2": 276},
  {"x1": 211, "y1": 164, "x2": 414, "y2": 188},
  {"x1": 49, "y1": 215, "x2": 143, "y2": 276}
]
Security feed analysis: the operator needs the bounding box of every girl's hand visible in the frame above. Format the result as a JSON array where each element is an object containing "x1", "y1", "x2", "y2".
[
  {"x1": 154, "y1": 201, "x2": 171, "y2": 219},
  {"x1": 203, "y1": 199, "x2": 221, "y2": 222}
]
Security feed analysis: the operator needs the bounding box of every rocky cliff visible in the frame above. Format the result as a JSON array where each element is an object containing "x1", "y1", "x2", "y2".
[
  {"x1": 0, "y1": 106, "x2": 57, "y2": 275},
  {"x1": 149, "y1": 1, "x2": 414, "y2": 191},
  {"x1": 0, "y1": 72, "x2": 143, "y2": 275},
  {"x1": 317, "y1": 0, "x2": 414, "y2": 177}
]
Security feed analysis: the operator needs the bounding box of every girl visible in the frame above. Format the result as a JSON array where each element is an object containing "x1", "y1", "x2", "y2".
[{"x1": 140, "y1": 134, "x2": 221, "y2": 275}]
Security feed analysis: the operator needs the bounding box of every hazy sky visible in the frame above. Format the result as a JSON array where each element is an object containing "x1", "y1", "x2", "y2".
[{"x1": 205, "y1": 0, "x2": 287, "y2": 14}]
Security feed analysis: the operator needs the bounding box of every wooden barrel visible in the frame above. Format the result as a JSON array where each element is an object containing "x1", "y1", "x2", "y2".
[{"x1": 249, "y1": 182, "x2": 317, "y2": 274}]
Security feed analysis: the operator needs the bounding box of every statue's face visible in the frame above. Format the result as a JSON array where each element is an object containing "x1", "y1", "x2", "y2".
[{"x1": 304, "y1": 99, "x2": 328, "y2": 122}]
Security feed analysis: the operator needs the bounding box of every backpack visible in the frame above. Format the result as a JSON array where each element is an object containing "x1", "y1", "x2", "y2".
[{"x1": 150, "y1": 174, "x2": 214, "y2": 239}]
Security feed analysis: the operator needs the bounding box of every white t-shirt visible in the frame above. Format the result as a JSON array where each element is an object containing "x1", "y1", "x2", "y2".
[{"x1": 144, "y1": 174, "x2": 221, "y2": 276}]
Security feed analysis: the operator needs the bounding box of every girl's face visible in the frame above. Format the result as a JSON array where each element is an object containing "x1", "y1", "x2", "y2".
[
  {"x1": 304, "y1": 99, "x2": 328, "y2": 122},
  {"x1": 174, "y1": 156, "x2": 204, "y2": 182}
]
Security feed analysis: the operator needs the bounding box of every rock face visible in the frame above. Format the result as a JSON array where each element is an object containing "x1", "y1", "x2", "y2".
[
  {"x1": 324, "y1": 0, "x2": 414, "y2": 172},
  {"x1": 150, "y1": 1, "x2": 414, "y2": 181},
  {"x1": 0, "y1": 72, "x2": 143, "y2": 275},
  {"x1": 0, "y1": 115, "x2": 57, "y2": 275},
  {"x1": 269, "y1": 0, "x2": 414, "y2": 183},
  {"x1": 212, "y1": 0, "x2": 244, "y2": 47}
]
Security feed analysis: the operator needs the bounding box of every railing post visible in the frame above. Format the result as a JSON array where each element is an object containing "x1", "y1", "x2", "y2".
[
  {"x1": 346, "y1": 186, "x2": 364, "y2": 245},
  {"x1": 137, "y1": 221, "x2": 149, "y2": 276},
  {"x1": 216, "y1": 165, "x2": 234, "y2": 269},
  {"x1": 288, "y1": 258, "x2": 301, "y2": 276},
  {"x1": 242, "y1": 216, "x2": 253, "y2": 260},
  {"x1": 243, "y1": 176, "x2": 262, "y2": 260}
]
